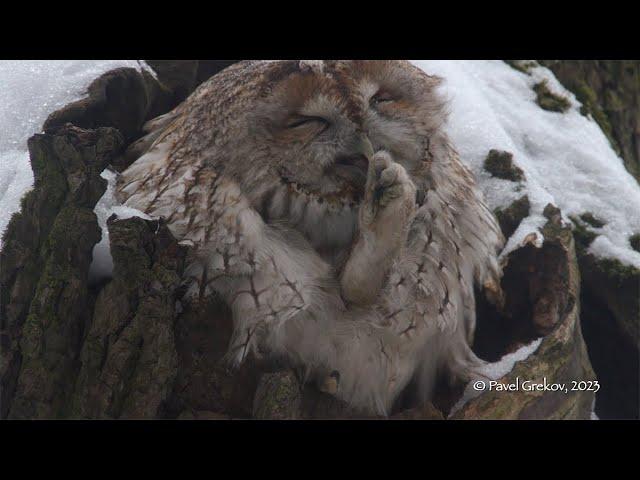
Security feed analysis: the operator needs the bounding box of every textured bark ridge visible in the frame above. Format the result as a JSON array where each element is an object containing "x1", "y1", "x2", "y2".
[
  {"x1": 253, "y1": 371, "x2": 302, "y2": 419},
  {"x1": 43, "y1": 68, "x2": 172, "y2": 144},
  {"x1": 71, "y1": 217, "x2": 185, "y2": 419},
  {"x1": 0, "y1": 60, "x2": 608, "y2": 419},
  {"x1": 1, "y1": 125, "x2": 124, "y2": 419},
  {"x1": 537, "y1": 61, "x2": 639, "y2": 419},
  {"x1": 574, "y1": 240, "x2": 639, "y2": 419},
  {"x1": 458, "y1": 211, "x2": 596, "y2": 419}
]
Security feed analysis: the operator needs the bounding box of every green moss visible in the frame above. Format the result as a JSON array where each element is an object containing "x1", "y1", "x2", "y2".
[
  {"x1": 542, "y1": 218, "x2": 574, "y2": 245},
  {"x1": 253, "y1": 371, "x2": 301, "y2": 419},
  {"x1": 152, "y1": 263, "x2": 182, "y2": 290},
  {"x1": 1, "y1": 210, "x2": 22, "y2": 245},
  {"x1": 533, "y1": 81, "x2": 571, "y2": 113},
  {"x1": 494, "y1": 196, "x2": 530, "y2": 238},
  {"x1": 604, "y1": 90, "x2": 624, "y2": 112},
  {"x1": 630, "y1": 233, "x2": 640, "y2": 253},
  {"x1": 579, "y1": 212, "x2": 606, "y2": 228},
  {"x1": 572, "y1": 81, "x2": 621, "y2": 156},
  {"x1": 573, "y1": 81, "x2": 599, "y2": 106},
  {"x1": 593, "y1": 257, "x2": 640, "y2": 286},
  {"x1": 543, "y1": 203, "x2": 561, "y2": 220},
  {"x1": 569, "y1": 212, "x2": 606, "y2": 252},
  {"x1": 572, "y1": 212, "x2": 638, "y2": 284},
  {"x1": 569, "y1": 215, "x2": 597, "y2": 253},
  {"x1": 20, "y1": 312, "x2": 45, "y2": 357},
  {"x1": 484, "y1": 149, "x2": 525, "y2": 182}
]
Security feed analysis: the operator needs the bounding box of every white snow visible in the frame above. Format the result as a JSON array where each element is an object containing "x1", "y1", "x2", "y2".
[
  {"x1": 479, "y1": 338, "x2": 544, "y2": 380},
  {"x1": 413, "y1": 60, "x2": 640, "y2": 268},
  {"x1": 89, "y1": 168, "x2": 152, "y2": 284},
  {"x1": 449, "y1": 337, "x2": 543, "y2": 417},
  {"x1": 0, "y1": 151, "x2": 33, "y2": 242},
  {"x1": 0, "y1": 60, "x2": 151, "y2": 247}
]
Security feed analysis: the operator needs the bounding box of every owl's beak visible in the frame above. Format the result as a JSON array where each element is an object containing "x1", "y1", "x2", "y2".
[
  {"x1": 355, "y1": 135, "x2": 374, "y2": 160},
  {"x1": 335, "y1": 134, "x2": 373, "y2": 173},
  {"x1": 331, "y1": 134, "x2": 373, "y2": 194}
]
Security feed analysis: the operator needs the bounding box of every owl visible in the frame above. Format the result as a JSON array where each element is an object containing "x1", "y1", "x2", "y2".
[{"x1": 116, "y1": 60, "x2": 504, "y2": 415}]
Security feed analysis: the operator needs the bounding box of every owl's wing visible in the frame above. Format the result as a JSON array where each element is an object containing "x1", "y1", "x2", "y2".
[
  {"x1": 412, "y1": 149, "x2": 504, "y2": 335},
  {"x1": 369, "y1": 148, "x2": 504, "y2": 402},
  {"x1": 117, "y1": 114, "x2": 340, "y2": 369}
]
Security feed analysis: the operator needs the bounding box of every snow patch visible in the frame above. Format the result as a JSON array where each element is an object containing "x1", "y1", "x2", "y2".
[
  {"x1": 449, "y1": 338, "x2": 543, "y2": 417},
  {"x1": 89, "y1": 169, "x2": 152, "y2": 284},
  {"x1": 412, "y1": 60, "x2": 640, "y2": 268},
  {"x1": 0, "y1": 150, "x2": 32, "y2": 240},
  {"x1": 0, "y1": 60, "x2": 153, "y2": 247}
]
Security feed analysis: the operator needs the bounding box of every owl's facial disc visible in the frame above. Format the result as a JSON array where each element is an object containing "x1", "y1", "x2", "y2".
[
  {"x1": 271, "y1": 107, "x2": 374, "y2": 202},
  {"x1": 253, "y1": 61, "x2": 442, "y2": 206}
]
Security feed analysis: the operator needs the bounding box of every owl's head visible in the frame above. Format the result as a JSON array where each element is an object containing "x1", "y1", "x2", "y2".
[{"x1": 222, "y1": 60, "x2": 448, "y2": 206}]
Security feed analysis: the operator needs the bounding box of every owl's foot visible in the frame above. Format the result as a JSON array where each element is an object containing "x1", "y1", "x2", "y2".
[
  {"x1": 360, "y1": 151, "x2": 417, "y2": 230},
  {"x1": 318, "y1": 370, "x2": 341, "y2": 395}
]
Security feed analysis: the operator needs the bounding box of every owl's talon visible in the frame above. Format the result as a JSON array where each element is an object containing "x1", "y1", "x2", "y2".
[
  {"x1": 379, "y1": 165, "x2": 399, "y2": 188},
  {"x1": 319, "y1": 370, "x2": 341, "y2": 395}
]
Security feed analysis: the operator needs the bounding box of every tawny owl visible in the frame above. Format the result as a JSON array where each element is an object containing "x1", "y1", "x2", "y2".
[{"x1": 116, "y1": 60, "x2": 504, "y2": 415}]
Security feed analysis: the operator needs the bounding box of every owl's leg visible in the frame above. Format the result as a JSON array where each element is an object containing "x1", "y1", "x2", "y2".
[
  {"x1": 204, "y1": 244, "x2": 417, "y2": 415},
  {"x1": 265, "y1": 305, "x2": 421, "y2": 416},
  {"x1": 340, "y1": 151, "x2": 417, "y2": 306},
  {"x1": 212, "y1": 229, "x2": 461, "y2": 416}
]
